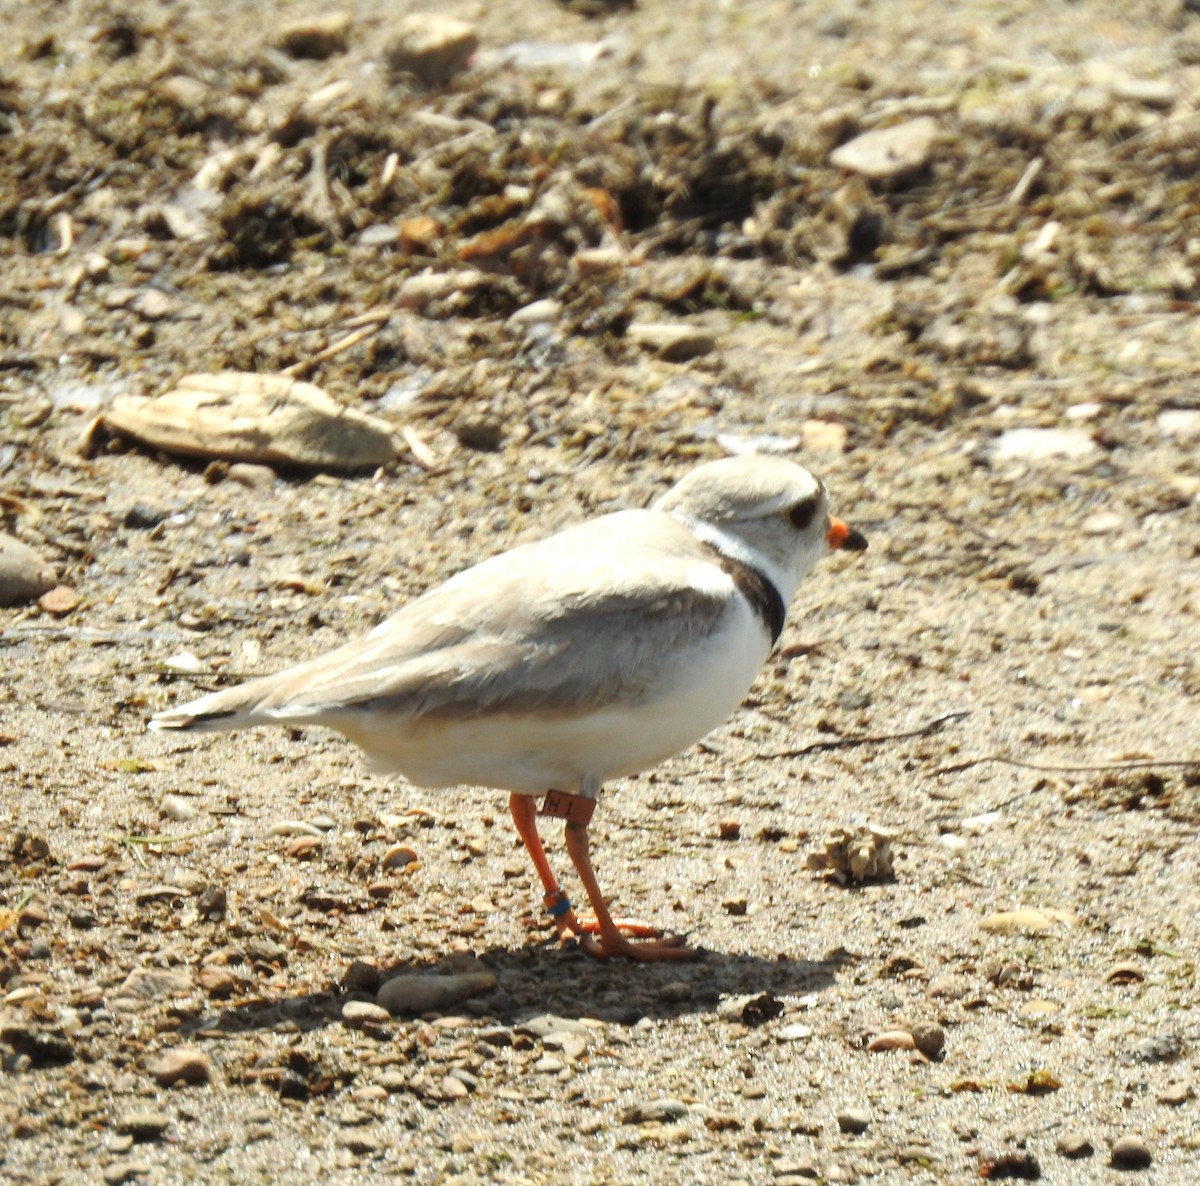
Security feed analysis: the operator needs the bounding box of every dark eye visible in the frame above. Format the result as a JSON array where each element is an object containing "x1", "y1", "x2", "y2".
[{"x1": 787, "y1": 497, "x2": 818, "y2": 530}]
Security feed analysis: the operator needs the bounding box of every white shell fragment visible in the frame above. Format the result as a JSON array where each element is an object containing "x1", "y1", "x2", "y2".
[
  {"x1": 830, "y1": 117, "x2": 938, "y2": 181},
  {"x1": 102, "y1": 372, "x2": 400, "y2": 471}
]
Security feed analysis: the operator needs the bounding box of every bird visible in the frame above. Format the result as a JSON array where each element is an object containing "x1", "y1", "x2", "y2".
[{"x1": 150, "y1": 455, "x2": 867, "y2": 961}]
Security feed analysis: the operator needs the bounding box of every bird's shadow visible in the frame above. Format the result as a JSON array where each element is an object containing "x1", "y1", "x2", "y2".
[{"x1": 181, "y1": 942, "x2": 851, "y2": 1039}]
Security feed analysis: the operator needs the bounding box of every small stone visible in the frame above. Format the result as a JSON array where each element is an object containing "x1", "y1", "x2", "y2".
[
  {"x1": 1055, "y1": 1132, "x2": 1093, "y2": 1159},
  {"x1": 118, "y1": 968, "x2": 194, "y2": 1000},
  {"x1": 103, "y1": 1162, "x2": 151, "y2": 1185},
  {"x1": 227, "y1": 463, "x2": 276, "y2": 489},
  {"x1": 358, "y1": 224, "x2": 400, "y2": 248},
  {"x1": 778, "y1": 1023, "x2": 814, "y2": 1042},
  {"x1": 270, "y1": 820, "x2": 323, "y2": 838},
  {"x1": 1157, "y1": 409, "x2": 1200, "y2": 440},
  {"x1": 38, "y1": 585, "x2": 81, "y2": 615},
  {"x1": 343, "y1": 1000, "x2": 392, "y2": 1029},
  {"x1": 801, "y1": 420, "x2": 849, "y2": 454},
  {"x1": 160, "y1": 795, "x2": 197, "y2": 823},
  {"x1": 116, "y1": 1110, "x2": 170, "y2": 1143},
  {"x1": 454, "y1": 415, "x2": 504, "y2": 452},
  {"x1": 0, "y1": 533, "x2": 57, "y2": 607},
  {"x1": 514, "y1": 1014, "x2": 593, "y2": 1040},
  {"x1": 868, "y1": 1030, "x2": 917, "y2": 1053},
  {"x1": 716, "y1": 992, "x2": 784, "y2": 1026},
  {"x1": 478, "y1": 1025, "x2": 514, "y2": 1047},
  {"x1": 533, "y1": 1054, "x2": 566, "y2": 1074},
  {"x1": 836, "y1": 1107, "x2": 870, "y2": 1134},
  {"x1": 623, "y1": 1098, "x2": 689, "y2": 1123},
  {"x1": 147, "y1": 1048, "x2": 212, "y2": 1087},
  {"x1": 1130, "y1": 1033, "x2": 1184, "y2": 1064},
  {"x1": 276, "y1": 11, "x2": 351, "y2": 59},
  {"x1": 658, "y1": 980, "x2": 692, "y2": 1004},
  {"x1": 980, "y1": 1149, "x2": 1041, "y2": 1178},
  {"x1": 927, "y1": 975, "x2": 969, "y2": 1000},
  {"x1": 1156, "y1": 1082, "x2": 1192, "y2": 1106},
  {"x1": 988, "y1": 428, "x2": 1099, "y2": 463},
  {"x1": 122, "y1": 504, "x2": 168, "y2": 530},
  {"x1": 385, "y1": 14, "x2": 478, "y2": 85},
  {"x1": 910, "y1": 1022, "x2": 945, "y2": 1059},
  {"x1": 1110, "y1": 1135, "x2": 1152, "y2": 1170},
  {"x1": 342, "y1": 960, "x2": 383, "y2": 994},
  {"x1": 830, "y1": 117, "x2": 938, "y2": 180},
  {"x1": 198, "y1": 966, "x2": 237, "y2": 997},
  {"x1": 508, "y1": 299, "x2": 561, "y2": 327},
  {"x1": 628, "y1": 323, "x2": 717, "y2": 361},
  {"x1": 723, "y1": 898, "x2": 749, "y2": 917},
  {"x1": 384, "y1": 845, "x2": 422, "y2": 869},
  {"x1": 376, "y1": 971, "x2": 497, "y2": 1016},
  {"x1": 979, "y1": 908, "x2": 1076, "y2": 935}
]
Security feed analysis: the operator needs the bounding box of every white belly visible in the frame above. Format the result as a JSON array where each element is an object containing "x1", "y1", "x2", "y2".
[{"x1": 337, "y1": 598, "x2": 772, "y2": 794}]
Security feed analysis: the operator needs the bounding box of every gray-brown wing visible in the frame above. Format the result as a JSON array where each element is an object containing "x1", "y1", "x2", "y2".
[{"x1": 232, "y1": 510, "x2": 734, "y2": 723}]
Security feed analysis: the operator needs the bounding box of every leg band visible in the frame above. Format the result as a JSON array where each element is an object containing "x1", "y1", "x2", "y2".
[{"x1": 545, "y1": 887, "x2": 573, "y2": 918}]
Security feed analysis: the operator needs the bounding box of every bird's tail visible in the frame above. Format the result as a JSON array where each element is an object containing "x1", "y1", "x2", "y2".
[{"x1": 148, "y1": 677, "x2": 280, "y2": 734}]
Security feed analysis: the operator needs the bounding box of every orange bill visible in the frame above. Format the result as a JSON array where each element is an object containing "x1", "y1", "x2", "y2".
[{"x1": 827, "y1": 517, "x2": 869, "y2": 552}]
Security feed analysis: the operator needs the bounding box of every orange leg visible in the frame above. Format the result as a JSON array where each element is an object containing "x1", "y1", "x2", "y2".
[
  {"x1": 507, "y1": 793, "x2": 696, "y2": 961},
  {"x1": 563, "y1": 819, "x2": 695, "y2": 962}
]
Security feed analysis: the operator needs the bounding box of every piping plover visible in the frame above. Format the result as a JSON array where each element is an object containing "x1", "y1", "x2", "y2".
[{"x1": 151, "y1": 456, "x2": 867, "y2": 961}]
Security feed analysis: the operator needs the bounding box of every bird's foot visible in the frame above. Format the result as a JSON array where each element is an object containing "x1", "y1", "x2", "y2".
[{"x1": 554, "y1": 906, "x2": 697, "y2": 961}]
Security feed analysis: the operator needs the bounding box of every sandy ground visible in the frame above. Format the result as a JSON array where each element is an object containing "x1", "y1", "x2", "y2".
[{"x1": 2, "y1": 0, "x2": 1200, "y2": 1182}]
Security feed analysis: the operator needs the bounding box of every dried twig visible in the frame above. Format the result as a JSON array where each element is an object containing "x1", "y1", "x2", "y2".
[
  {"x1": 935, "y1": 754, "x2": 1200, "y2": 777},
  {"x1": 766, "y1": 710, "x2": 971, "y2": 760}
]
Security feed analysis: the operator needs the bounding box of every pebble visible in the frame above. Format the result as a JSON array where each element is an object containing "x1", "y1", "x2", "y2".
[
  {"x1": 628, "y1": 323, "x2": 717, "y2": 361},
  {"x1": 116, "y1": 1110, "x2": 170, "y2": 1142},
  {"x1": 1157, "y1": 409, "x2": 1200, "y2": 440},
  {"x1": 1055, "y1": 1131, "x2": 1093, "y2": 1159},
  {"x1": 270, "y1": 820, "x2": 324, "y2": 838},
  {"x1": 342, "y1": 1000, "x2": 392, "y2": 1028},
  {"x1": 515, "y1": 1014, "x2": 593, "y2": 1040},
  {"x1": 1130, "y1": 1032, "x2": 1183, "y2": 1064},
  {"x1": 988, "y1": 428, "x2": 1100, "y2": 463},
  {"x1": 1110, "y1": 1135, "x2": 1152, "y2": 1169},
  {"x1": 396, "y1": 269, "x2": 487, "y2": 310},
  {"x1": 508, "y1": 298, "x2": 562, "y2": 327},
  {"x1": 717, "y1": 992, "x2": 784, "y2": 1025},
  {"x1": 118, "y1": 968, "x2": 195, "y2": 1000},
  {"x1": 227, "y1": 463, "x2": 276, "y2": 489},
  {"x1": 867, "y1": 1030, "x2": 916, "y2": 1052},
  {"x1": 103, "y1": 1162, "x2": 151, "y2": 1185},
  {"x1": 910, "y1": 1022, "x2": 946, "y2": 1059},
  {"x1": 147, "y1": 1048, "x2": 212, "y2": 1087},
  {"x1": 533, "y1": 1055, "x2": 566, "y2": 1074},
  {"x1": 381, "y1": 843, "x2": 417, "y2": 870},
  {"x1": 385, "y1": 14, "x2": 478, "y2": 85},
  {"x1": 1157, "y1": 1082, "x2": 1193, "y2": 1105},
  {"x1": 980, "y1": 1149, "x2": 1041, "y2": 1178},
  {"x1": 198, "y1": 966, "x2": 237, "y2": 997},
  {"x1": 830, "y1": 116, "x2": 938, "y2": 180},
  {"x1": 623, "y1": 1098, "x2": 690, "y2": 1123},
  {"x1": 836, "y1": 1107, "x2": 870, "y2": 1134},
  {"x1": 979, "y1": 908, "x2": 1076, "y2": 935},
  {"x1": 38, "y1": 585, "x2": 80, "y2": 615},
  {"x1": 376, "y1": 971, "x2": 497, "y2": 1016},
  {"x1": 778, "y1": 1023, "x2": 814, "y2": 1042},
  {"x1": 160, "y1": 795, "x2": 197, "y2": 823},
  {"x1": 276, "y1": 11, "x2": 351, "y2": 59},
  {"x1": 658, "y1": 980, "x2": 692, "y2": 1004},
  {"x1": 0, "y1": 532, "x2": 57, "y2": 607}
]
